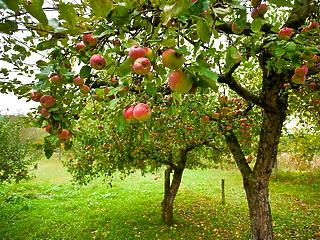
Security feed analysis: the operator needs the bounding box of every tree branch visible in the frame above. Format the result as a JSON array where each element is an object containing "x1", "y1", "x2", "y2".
[
  {"x1": 284, "y1": 0, "x2": 313, "y2": 29},
  {"x1": 217, "y1": 63, "x2": 266, "y2": 109},
  {"x1": 224, "y1": 131, "x2": 252, "y2": 177}
]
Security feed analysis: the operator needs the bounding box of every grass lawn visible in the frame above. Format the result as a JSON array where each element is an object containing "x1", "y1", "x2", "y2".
[{"x1": 0, "y1": 158, "x2": 319, "y2": 240}]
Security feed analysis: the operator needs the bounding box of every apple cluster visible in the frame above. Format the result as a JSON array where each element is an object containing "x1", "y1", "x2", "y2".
[
  {"x1": 250, "y1": 0, "x2": 268, "y2": 19},
  {"x1": 123, "y1": 103, "x2": 151, "y2": 122}
]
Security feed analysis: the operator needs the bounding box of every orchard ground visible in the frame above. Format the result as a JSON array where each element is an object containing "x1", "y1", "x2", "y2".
[{"x1": 0, "y1": 157, "x2": 319, "y2": 240}]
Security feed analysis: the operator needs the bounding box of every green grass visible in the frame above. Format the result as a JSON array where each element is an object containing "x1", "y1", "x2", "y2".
[{"x1": 0, "y1": 159, "x2": 319, "y2": 240}]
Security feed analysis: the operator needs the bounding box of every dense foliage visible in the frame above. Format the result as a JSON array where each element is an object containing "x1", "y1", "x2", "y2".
[{"x1": 0, "y1": 116, "x2": 35, "y2": 182}]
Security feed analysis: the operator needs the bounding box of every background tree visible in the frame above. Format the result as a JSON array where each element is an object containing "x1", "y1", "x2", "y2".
[{"x1": 0, "y1": 115, "x2": 36, "y2": 182}]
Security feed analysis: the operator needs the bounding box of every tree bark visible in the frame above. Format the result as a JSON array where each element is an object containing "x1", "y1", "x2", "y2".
[
  {"x1": 244, "y1": 177, "x2": 273, "y2": 240},
  {"x1": 161, "y1": 149, "x2": 188, "y2": 225}
]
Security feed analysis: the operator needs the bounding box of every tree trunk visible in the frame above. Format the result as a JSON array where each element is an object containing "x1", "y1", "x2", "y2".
[
  {"x1": 244, "y1": 177, "x2": 273, "y2": 240},
  {"x1": 161, "y1": 149, "x2": 188, "y2": 225}
]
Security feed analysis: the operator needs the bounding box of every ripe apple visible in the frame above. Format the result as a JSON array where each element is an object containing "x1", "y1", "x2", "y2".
[
  {"x1": 133, "y1": 103, "x2": 151, "y2": 121},
  {"x1": 308, "y1": 20, "x2": 319, "y2": 29},
  {"x1": 308, "y1": 82, "x2": 318, "y2": 91},
  {"x1": 278, "y1": 27, "x2": 294, "y2": 39},
  {"x1": 39, "y1": 107, "x2": 50, "y2": 118},
  {"x1": 212, "y1": 112, "x2": 222, "y2": 120},
  {"x1": 251, "y1": 0, "x2": 261, "y2": 8},
  {"x1": 123, "y1": 105, "x2": 135, "y2": 121},
  {"x1": 90, "y1": 54, "x2": 106, "y2": 70},
  {"x1": 30, "y1": 91, "x2": 42, "y2": 102},
  {"x1": 58, "y1": 129, "x2": 71, "y2": 141},
  {"x1": 44, "y1": 124, "x2": 52, "y2": 133},
  {"x1": 80, "y1": 85, "x2": 90, "y2": 94},
  {"x1": 231, "y1": 22, "x2": 243, "y2": 34},
  {"x1": 294, "y1": 65, "x2": 308, "y2": 76},
  {"x1": 201, "y1": 115, "x2": 210, "y2": 123},
  {"x1": 40, "y1": 95, "x2": 55, "y2": 108},
  {"x1": 132, "y1": 57, "x2": 152, "y2": 75},
  {"x1": 75, "y1": 42, "x2": 86, "y2": 52},
  {"x1": 292, "y1": 74, "x2": 306, "y2": 84},
  {"x1": 257, "y1": 3, "x2": 268, "y2": 15},
  {"x1": 251, "y1": 8, "x2": 259, "y2": 19},
  {"x1": 162, "y1": 49, "x2": 185, "y2": 70},
  {"x1": 82, "y1": 33, "x2": 98, "y2": 47},
  {"x1": 73, "y1": 76, "x2": 84, "y2": 86},
  {"x1": 128, "y1": 45, "x2": 145, "y2": 60},
  {"x1": 218, "y1": 95, "x2": 228, "y2": 103},
  {"x1": 50, "y1": 74, "x2": 63, "y2": 85},
  {"x1": 168, "y1": 70, "x2": 193, "y2": 94}
]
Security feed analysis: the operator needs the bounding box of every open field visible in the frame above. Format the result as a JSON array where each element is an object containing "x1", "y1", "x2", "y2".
[{"x1": 0, "y1": 158, "x2": 319, "y2": 240}]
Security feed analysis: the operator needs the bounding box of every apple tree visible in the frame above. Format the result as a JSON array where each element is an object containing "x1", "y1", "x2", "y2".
[
  {"x1": 0, "y1": 116, "x2": 36, "y2": 182},
  {"x1": 0, "y1": 0, "x2": 319, "y2": 239}
]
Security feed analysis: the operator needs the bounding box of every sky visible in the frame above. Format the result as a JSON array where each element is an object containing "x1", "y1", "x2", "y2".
[{"x1": 0, "y1": 3, "x2": 59, "y2": 115}]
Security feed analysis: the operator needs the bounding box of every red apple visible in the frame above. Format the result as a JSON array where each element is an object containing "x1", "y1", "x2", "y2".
[
  {"x1": 162, "y1": 49, "x2": 185, "y2": 70},
  {"x1": 251, "y1": 0, "x2": 261, "y2": 8},
  {"x1": 58, "y1": 129, "x2": 71, "y2": 141},
  {"x1": 308, "y1": 20, "x2": 319, "y2": 29},
  {"x1": 30, "y1": 91, "x2": 42, "y2": 102},
  {"x1": 278, "y1": 27, "x2": 294, "y2": 39},
  {"x1": 82, "y1": 33, "x2": 98, "y2": 47},
  {"x1": 292, "y1": 74, "x2": 306, "y2": 84},
  {"x1": 90, "y1": 54, "x2": 106, "y2": 70},
  {"x1": 44, "y1": 124, "x2": 52, "y2": 133},
  {"x1": 218, "y1": 95, "x2": 228, "y2": 103},
  {"x1": 123, "y1": 105, "x2": 135, "y2": 122},
  {"x1": 308, "y1": 82, "x2": 318, "y2": 91},
  {"x1": 128, "y1": 45, "x2": 145, "y2": 60},
  {"x1": 80, "y1": 85, "x2": 90, "y2": 94},
  {"x1": 40, "y1": 95, "x2": 55, "y2": 108},
  {"x1": 294, "y1": 65, "x2": 308, "y2": 76},
  {"x1": 168, "y1": 70, "x2": 193, "y2": 94},
  {"x1": 257, "y1": 4, "x2": 268, "y2": 15},
  {"x1": 75, "y1": 42, "x2": 86, "y2": 52},
  {"x1": 251, "y1": 8, "x2": 259, "y2": 19},
  {"x1": 201, "y1": 115, "x2": 210, "y2": 123},
  {"x1": 133, "y1": 103, "x2": 151, "y2": 121},
  {"x1": 73, "y1": 76, "x2": 84, "y2": 86},
  {"x1": 212, "y1": 112, "x2": 222, "y2": 120},
  {"x1": 50, "y1": 74, "x2": 63, "y2": 85},
  {"x1": 231, "y1": 22, "x2": 243, "y2": 34},
  {"x1": 132, "y1": 57, "x2": 152, "y2": 75},
  {"x1": 39, "y1": 107, "x2": 50, "y2": 118}
]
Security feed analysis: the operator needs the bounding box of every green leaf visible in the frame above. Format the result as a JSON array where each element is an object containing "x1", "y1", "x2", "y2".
[
  {"x1": 23, "y1": 0, "x2": 48, "y2": 25},
  {"x1": 59, "y1": 2, "x2": 78, "y2": 27},
  {"x1": 80, "y1": 65, "x2": 91, "y2": 79},
  {"x1": 0, "y1": 20, "x2": 18, "y2": 33},
  {"x1": 251, "y1": 18, "x2": 262, "y2": 33},
  {"x1": 48, "y1": 18, "x2": 59, "y2": 29},
  {"x1": 197, "y1": 18, "x2": 211, "y2": 42},
  {"x1": 3, "y1": 0, "x2": 19, "y2": 12},
  {"x1": 89, "y1": 0, "x2": 113, "y2": 18},
  {"x1": 269, "y1": 0, "x2": 293, "y2": 7},
  {"x1": 162, "y1": 0, "x2": 192, "y2": 25},
  {"x1": 36, "y1": 39, "x2": 57, "y2": 51},
  {"x1": 197, "y1": 66, "x2": 218, "y2": 91}
]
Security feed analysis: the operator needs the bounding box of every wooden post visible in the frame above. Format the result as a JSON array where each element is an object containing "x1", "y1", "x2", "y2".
[{"x1": 221, "y1": 179, "x2": 225, "y2": 204}]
